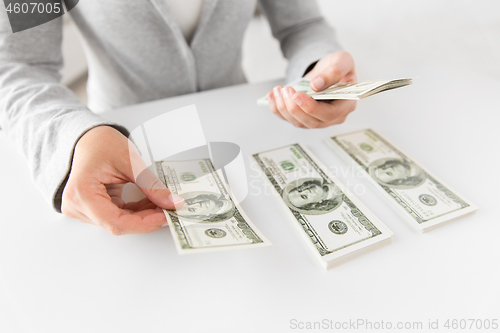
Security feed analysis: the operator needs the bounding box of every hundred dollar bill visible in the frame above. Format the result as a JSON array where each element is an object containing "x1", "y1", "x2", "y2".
[
  {"x1": 156, "y1": 158, "x2": 270, "y2": 253},
  {"x1": 257, "y1": 78, "x2": 412, "y2": 106},
  {"x1": 253, "y1": 144, "x2": 392, "y2": 269},
  {"x1": 325, "y1": 129, "x2": 478, "y2": 232},
  {"x1": 257, "y1": 78, "x2": 314, "y2": 106}
]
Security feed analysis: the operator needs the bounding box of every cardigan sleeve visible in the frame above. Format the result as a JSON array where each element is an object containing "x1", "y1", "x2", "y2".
[
  {"x1": 258, "y1": 0, "x2": 343, "y2": 82},
  {"x1": 0, "y1": 13, "x2": 127, "y2": 212}
]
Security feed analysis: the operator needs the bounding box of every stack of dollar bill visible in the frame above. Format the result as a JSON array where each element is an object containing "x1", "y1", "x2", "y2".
[
  {"x1": 257, "y1": 78, "x2": 412, "y2": 106},
  {"x1": 325, "y1": 129, "x2": 477, "y2": 232},
  {"x1": 152, "y1": 122, "x2": 475, "y2": 268},
  {"x1": 156, "y1": 158, "x2": 270, "y2": 253},
  {"x1": 253, "y1": 144, "x2": 393, "y2": 269}
]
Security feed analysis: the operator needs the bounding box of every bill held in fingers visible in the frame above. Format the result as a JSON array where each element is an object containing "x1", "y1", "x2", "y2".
[
  {"x1": 156, "y1": 158, "x2": 270, "y2": 254},
  {"x1": 257, "y1": 78, "x2": 412, "y2": 106}
]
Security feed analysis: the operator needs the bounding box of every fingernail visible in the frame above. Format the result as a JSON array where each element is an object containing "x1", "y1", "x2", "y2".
[
  {"x1": 161, "y1": 222, "x2": 169, "y2": 227},
  {"x1": 168, "y1": 194, "x2": 184, "y2": 206},
  {"x1": 312, "y1": 77, "x2": 325, "y2": 90},
  {"x1": 273, "y1": 87, "x2": 281, "y2": 98},
  {"x1": 293, "y1": 97, "x2": 302, "y2": 105},
  {"x1": 281, "y1": 88, "x2": 289, "y2": 98}
]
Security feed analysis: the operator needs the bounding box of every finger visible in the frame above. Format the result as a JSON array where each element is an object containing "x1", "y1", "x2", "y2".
[
  {"x1": 105, "y1": 184, "x2": 124, "y2": 196},
  {"x1": 339, "y1": 71, "x2": 357, "y2": 83},
  {"x1": 136, "y1": 202, "x2": 158, "y2": 212},
  {"x1": 293, "y1": 92, "x2": 357, "y2": 124},
  {"x1": 81, "y1": 185, "x2": 167, "y2": 235},
  {"x1": 130, "y1": 155, "x2": 184, "y2": 210},
  {"x1": 310, "y1": 51, "x2": 355, "y2": 91},
  {"x1": 106, "y1": 184, "x2": 125, "y2": 208},
  {"x1": 122, "y1": 197, "x2": 157, "y2": 211},
  {"x1": 110, "y1": 196, "x2": 125, "y2": 208},
  {"x1": 117, "y1": 139, "x2": 184, "y2": 210},
  {"x1": 273, "y1": 86, "x2": 305, "y2": 128},
  {"x1": 123, "y1": 208, "x2": 166, "y2": 221},
  {"x1": 282, "y1": 87, "x2": 321, "y2": 129},
  {"x1": 267, "y1": 92, "x2": 285, "y2": 120}
]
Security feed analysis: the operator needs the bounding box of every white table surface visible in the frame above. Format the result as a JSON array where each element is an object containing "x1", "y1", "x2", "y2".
[{"x1": 1, "y1": 72, "x2": 499, "y2": 332}]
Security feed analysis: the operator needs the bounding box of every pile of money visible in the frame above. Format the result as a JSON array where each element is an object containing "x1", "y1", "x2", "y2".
[
  {"x1": 156, "y1": 158, "x2": 270, "y2": 253},
  {"x1": 253, "y1": 144, "x2": 393, "y2": 269},
  {"x1": 325, "y1": 129, "x2": 477, "y2": 232},
  {"x1": 257, "y1": 78, "x2": 412, "y2": 106},
  {"x1": 150, "y1": 102, "x2": 475, "y2": 269}
]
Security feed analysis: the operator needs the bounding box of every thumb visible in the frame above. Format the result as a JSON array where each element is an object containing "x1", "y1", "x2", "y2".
[
  {"x1": 126, "y1": 138, "x2": 184, "y2": 210},
  {"x1": 135, "y1": 167, "x2": 184, "y2": 210},
  {"x1": 309, "y1": 51, "x2": 355, "y2": 92}
]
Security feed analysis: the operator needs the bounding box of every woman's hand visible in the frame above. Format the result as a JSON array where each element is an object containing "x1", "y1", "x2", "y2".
[
  {"x1": 61, "y1": 126, "x2": 183, "y2": 235},
  {"x1": 267, "y1": 51, "x2": 357, "y2": 129}
]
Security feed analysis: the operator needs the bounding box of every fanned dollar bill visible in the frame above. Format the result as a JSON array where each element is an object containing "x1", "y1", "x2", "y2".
[
  {"x1": 257, "y1": 78, "x2": 412, "y2": 106},
  {"x1": 253, "y1": 144, "x2": 392, "y2": 269},
  {"x1": 325, "y1": 129, "x2": 478, "y2": 232},
  {"x1": 156, "y1": 158, "x2": 270, "y2": 254}
]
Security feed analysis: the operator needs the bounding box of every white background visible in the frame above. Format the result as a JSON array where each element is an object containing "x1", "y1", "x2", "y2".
[{"x1": 1, "y1": 1, "x2": 500, "y2": 332}]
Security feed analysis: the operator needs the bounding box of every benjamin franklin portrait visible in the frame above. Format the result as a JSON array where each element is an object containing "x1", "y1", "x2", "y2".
[
  {"x1": 170, "y1": 191, "x2": 235, "y2": 223},
  {"x1": 282, "y1": 178, "x2": 343, "y2": 215},
  {"x1": 368, "y1": 158, "x2": 426, "y2": 189}
]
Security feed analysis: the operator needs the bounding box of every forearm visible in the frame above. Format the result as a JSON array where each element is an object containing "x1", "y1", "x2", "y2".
[
  {"x1": 259, "y1": 0, "x2": 342, "y2": 82},
  {"x1": 281, "y1": 18, "x2": 342, "y2": 82},
  {"x1": 0, "y1": 62, "x2": 127, "y2": 211}
]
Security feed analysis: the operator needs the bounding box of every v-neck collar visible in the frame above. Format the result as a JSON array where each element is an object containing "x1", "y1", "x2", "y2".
[
  {"x1": 148, "y1": 0, "x2": 219, "y2": 91},
  {"x1": 189, "y1": 0, "x2": 218, "y2": 48},
  {"x1": 149, "y1": 0, "x2": 219, "y2": 49}
]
